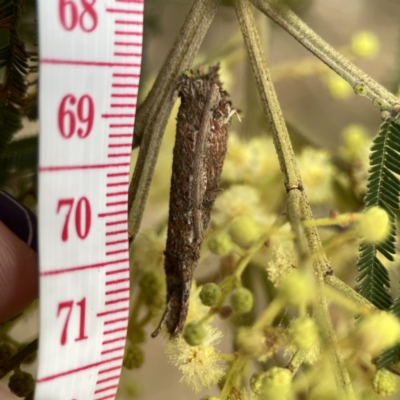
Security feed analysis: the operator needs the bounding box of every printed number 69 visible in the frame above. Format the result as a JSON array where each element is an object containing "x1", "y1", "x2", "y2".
[
  {"x1": 58, "y1": 0, "x2": 98, "y2": 32},
  {"x1": 58, "y1": 94, "x2": 94, "y2": 139}
]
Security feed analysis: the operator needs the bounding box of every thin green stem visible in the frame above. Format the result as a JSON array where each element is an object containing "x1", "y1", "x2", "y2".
[
  {"x1": 253, "y1": 298, "x2": 283, "y2": 329},
  {"x1": 286, "y1": 348, "x2": 309, "y2": 375},
  {"x1": 324, "y1": 275, "x2": 377, "y2": 313},
  {"x1": 233, "y1": 1, "x2": 356, "y2": 398},
  {"x1": 323, "y1": 284, "x2": 370, "y2": 315},
  {"x1": 128, "y1": 0, "x2": 220, "y2": 242},
  {"x1": 137, "y1": 311, "x2": 152, "y2": 328},
  {"x1": 321, "y1": 230, "x2": 358, "y2": 255},
  {"x1": 133, "y1": 0, "x2": 221, "y2": 148},
  {"x1": 194, "y1": 29, "x2": 244, "y2": 69},
  {"x1": 233, "y1": 233, "x2": 270, "y2": 278},
  {"x1": 270, "y1": 46, "x2": 357, "y2": 82},
  {"x1": 128, "y1": 292, "x2": 144, "y2": 328},
  {"x1": 218, "y1": 353, "x2": 236, "y2": 362},
  {"x1": 200, "y1": 224, "x2": 285, "y2": 324},
  {"x1": 303, "y1": 213, "x2": 358, "y2": 228},
  {"x1": 219, "y1": 354, "x2": 247, "y2": 400},
  {"x1": 251, "y1": 0, "x2": 399, "y2": 113}
]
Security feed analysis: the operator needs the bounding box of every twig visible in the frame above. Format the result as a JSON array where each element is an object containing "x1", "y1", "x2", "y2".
[
  {"x1": 128, "y1": 0, "x2": 221, "y2": 241},
  {"x1": 191, "y1": 84, "x2": 221, "y2": 240},
  {"x1": 286, "y1": 348, "x2": 309, "y2": 375},
  {"x1": 133, "y1": 0, "x2": 221, "y2": 148},
  {"x1": 250, "y1": 0, "x2": 399, "y2": 112},
  {"x1": 232, "y1": 1, "x2": 356, "y2": 398},
  {"x1": 219, "y1": 354, "x2": 246, "y2": 400},
  {"x1": 324, "y1": 275, "x2": 377, "y2": 313},
  {"x1": 0, "y1": 339, "x2": 38, "y2": 379}
]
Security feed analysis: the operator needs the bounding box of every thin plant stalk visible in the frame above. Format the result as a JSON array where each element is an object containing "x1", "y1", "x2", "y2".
[
  {"x1": 251, "y1": 0, "x2": 399, "y2": 112},
  {"x1": 128, "y1": 0, "x2": 220, "y2": 241},
  {"x1": 233, "y1": 0, "x2": 356, "y2": 398},
  {"x1": 133, "y1": 0, "x2": 221, "y2": 148}
]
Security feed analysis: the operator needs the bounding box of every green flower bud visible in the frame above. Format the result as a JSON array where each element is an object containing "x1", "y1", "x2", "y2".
[
  {"x1": 183, "y1": 322, "x2": 206, "y2": 346},
  {"x1": 372, "y1": 369, "x2": 397, "y2": 396},
  {"x1": 8, "y1": 370, "x2": 34, "y2": 397},
  {"x1": 200, "y1": 283, "x2": 221, "y2": 307},
  {"x1": 278, "y1": 271, "x2": 312, "y2": 308},
  {"x1": 230, "y1": 287, "x2": 254, "y2": 314},
  {"x1": 250, "y1": 367, "x2": 292, "y2": 397},
  {"x1": 357, "y1": 312, "x2": 400, "y2": 355},
  {"x1": 229, "y1": 216, "x2": 260, "y2": 248},
  {"x1": 0, "y1": 342, "x2": 16, "y2": 364},
  {"x1": 208, "y1": 232, "x2": 233, "y2": 256},
  {"x1": 250, "y1": 372, "x2": 266, "y2": 395},
  {"x1": 123, "y1": 343, "x2": 144, "y2": 369},
  {"x1": 139, "y1": 271, "x2": 164, "y2": 305},
  {"x1": 261, "y1": 367, "x2": 292, "y2": 398},
  {"x1": 288, "y1": 317, "x2": 319, "y2": 350},
  {"x1": 200, "y1": 396, "x2": 220, "y2": 400}
]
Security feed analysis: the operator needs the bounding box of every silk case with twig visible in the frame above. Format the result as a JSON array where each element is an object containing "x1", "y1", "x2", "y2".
[{"x1": 152, "y1": 64, "x2": 235, "y2": 337}]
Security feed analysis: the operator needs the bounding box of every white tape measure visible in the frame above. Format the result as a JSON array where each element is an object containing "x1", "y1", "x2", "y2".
[{"x1": 36, "y1": 0, "x2": 143, "y2": 398}]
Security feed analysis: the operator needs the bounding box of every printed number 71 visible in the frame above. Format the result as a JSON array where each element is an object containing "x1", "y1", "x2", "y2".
[{"x1": 57, "y1": 298, "x2": 88, "y2": 346}]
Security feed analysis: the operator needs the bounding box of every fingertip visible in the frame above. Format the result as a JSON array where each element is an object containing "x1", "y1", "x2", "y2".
[
  {"x1": 0, "y1": 383, "x2": 20, "y2": 400},
  {"x1": 0, "y1": 221, "x2": 38, "y2": 322}
]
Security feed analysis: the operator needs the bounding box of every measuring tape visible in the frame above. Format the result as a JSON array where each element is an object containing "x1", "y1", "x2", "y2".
[{"x1": 36, "y1": 0, "x2": 143, "y2": 398}]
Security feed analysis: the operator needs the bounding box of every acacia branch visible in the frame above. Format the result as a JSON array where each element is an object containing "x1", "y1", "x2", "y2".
[
  {"x1": 128, "y1": 0, "x2": 221, "y2": 241},
  {"x1": 233, "y1": 1, "x2": 356, "y2": 398},
  {"x1": 251, "y1": 0, "x2": 399, "y2": 113}
]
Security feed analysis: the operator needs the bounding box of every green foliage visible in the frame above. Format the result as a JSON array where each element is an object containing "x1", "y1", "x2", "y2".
[
  {"x1": 377, "y1": 295, "x2": 400, "y2": 368},
  {"x1": 0, "y1": 135, "x2": 37, "y2": 186},
  {"x1": 356, "y1": 120, "x2": 400, "y2": 311},
  {"x1": 0, "y1": 0, "x2": 30, "y2": 153},
  {"x1": 356, "y1": 120, "x2": 400, "y2": 367}
]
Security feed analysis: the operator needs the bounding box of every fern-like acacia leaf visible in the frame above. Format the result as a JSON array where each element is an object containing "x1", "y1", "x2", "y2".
[
  {"x1": 377, "y1": 295, "x2": 400, "y2": 368},
  {"x1": 356, "y1": 120, "x2": 400, "y2": 311},
  {"x1": 0, "y1": 135, "x2": 38, "y2": 186},
  {"x1": 0, "y1": 0, "x2": 29, "y2": 153}
]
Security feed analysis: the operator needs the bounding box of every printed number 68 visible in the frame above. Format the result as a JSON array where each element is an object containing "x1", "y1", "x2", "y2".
[{"x1": 58, "y1": 0, "x2": 98, "y2": 32}]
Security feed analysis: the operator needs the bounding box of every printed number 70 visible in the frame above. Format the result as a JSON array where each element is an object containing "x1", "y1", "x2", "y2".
[
  {"x1": 57, "y1": 197, "x2": 91, "y2": 242},
  {"x1": 57, "y1": 298, "x2": 88, "y2": 346}
]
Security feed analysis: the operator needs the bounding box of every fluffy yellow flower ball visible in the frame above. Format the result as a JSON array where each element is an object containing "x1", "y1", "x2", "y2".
[
  {"x1": 357, "y1": 206, "x2": 391, "y2": 244},
  {"x1": 357, "y1": 312, "x2": 400, "y2": 355},
  {"x1": 351, "y1": 31, "x2": 380, "y2": 59}
]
